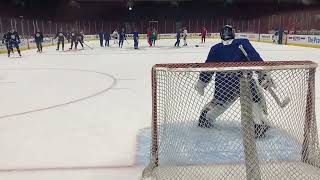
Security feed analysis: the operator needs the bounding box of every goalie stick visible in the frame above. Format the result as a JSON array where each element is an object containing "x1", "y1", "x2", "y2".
[
  {"x1": 267, "y1": 87, "x2": 290, "y2": 108},
  {"x1": 238, "y1": 45, "x2": 291, "y2": 108}
]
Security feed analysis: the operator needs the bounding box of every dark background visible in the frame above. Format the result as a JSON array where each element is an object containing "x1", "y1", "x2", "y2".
[
  {"x1": 0, "y1": 0, "x2": 319, "y2": 35},
  {"x1": 0, "y1": 0, "x2": 319, "y2": 20}
]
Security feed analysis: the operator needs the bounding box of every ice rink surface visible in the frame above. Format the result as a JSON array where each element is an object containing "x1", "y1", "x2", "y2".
[{"x1": 0, "y1": 38, "x2": 319, "y2": 180}]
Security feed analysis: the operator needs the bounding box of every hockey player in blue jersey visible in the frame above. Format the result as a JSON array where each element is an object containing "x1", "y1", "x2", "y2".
[
  {"x1": 99, "y1": 31, "x2": 104, "y2": 47},
  {"x1": 54, "y1": 29, "x2": 66, "y2": 51},
  {"x1": 76, "y1": 31, "x2": 84, "y2": 49},
  {"x1": 195, "y1": 25, "x2": 273, "y2": 138},
  {"x1": 174, "y1": 28, "x2": 182, "y2": 47},
  {"x1": 34, "y1": 29, "x2": 43, "y2": 53},
  {"x1": 69, "y1": 30, "x2": 77, "y2": 50},
  {"x1": 104, "y1": 31, "x2": 111, "y2": 47},
  {"x1": 2, "y1": 31, "x2": 13, "y2": 55},
  {"x1": 7, "y1": 29, "x2": 21, "y2": 57},
  {"x1": 133, "y1": 28, "x2": 139, "y2": 49},
  {"x1": 119, "y1": 28, "x2": 126, "y2": 48}
]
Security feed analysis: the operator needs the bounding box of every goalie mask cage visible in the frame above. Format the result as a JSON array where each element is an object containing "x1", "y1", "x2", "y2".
[{"x1": 142, "y1": 61, "x2": 320, "y2": 180}]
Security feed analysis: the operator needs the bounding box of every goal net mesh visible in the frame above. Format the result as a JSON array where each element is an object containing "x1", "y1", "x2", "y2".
[{"x1": 142, "y1": 61, "x2": 320, "y2": 180}]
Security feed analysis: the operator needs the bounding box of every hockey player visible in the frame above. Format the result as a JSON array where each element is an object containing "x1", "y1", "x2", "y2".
[
  {"x1": 147, "y1": 28, "x2": 152, "y2": 47},
  {"x1": 151, "y1": 28, "x2": 157, "y2": 46},
  {"x1": 112, "y1": 29, "x2": 119, "y2": 45},
  {"x1": 272, "y1": 31, "x2": 278, "y2": 44},
  {"x1": 98, "y1": 31, "x2": 104, "y2": 47},
  {"x1": 201, "y1": 26, "x2": 207, "y2": 43},
  {"x1": 133, "y1": 28, "x2": 139, "y2": 49},
  {"x1": 54, "y1": 29, "x2": 66, "y2": 51},
  {"x1": 7, "y1": 29, "x2": 21, "y2": 57},
  {"x1": 67, "y1": 32, "x2": 72, "y2": 43},
  {"x1": 119, "y1": 28, "x2": 126, "y2": 48},
  {"x1": 69, "y1": 30, "x2": 77, "y2": 50},
  {"x1": 277, "y1": 27, "x2": 284, "y2": 45},
  {"x1": 76, "y1": 31, "x2": 84, "y2": 49},
  {"x1": 174, "y1": 29, "x2": 182, "y2": 47},
  {"x1": 34, "y1": 29, "x2": 43, "y2": 53},
  {"x1": 194, "y1": 25, "x2": 272, "y2": 138},
  {"x1": 182, "y1": 27, "x2": 188, "y2": 46},
  {"x1": 2, "y1": 31, "x2": 13, "y2": 55},
  {"x1": 104, "y1": 31, "x2": 111, "y2": 47}
]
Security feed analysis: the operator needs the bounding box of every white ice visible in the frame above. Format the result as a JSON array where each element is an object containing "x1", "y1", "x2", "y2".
[{"x1": 0, "y1": 38, "x2": 319, "y2": 180}]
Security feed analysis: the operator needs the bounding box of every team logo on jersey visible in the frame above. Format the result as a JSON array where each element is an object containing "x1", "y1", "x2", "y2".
[
  {"x1": 59, "y1": 33, "x2": 63, "y2": 36},
  {"x1": 36, "y1": 33, "x2": 40, "y2": 37},
  {"x1": 11, "y1": 35, "x2": 16, "y2": 39}
]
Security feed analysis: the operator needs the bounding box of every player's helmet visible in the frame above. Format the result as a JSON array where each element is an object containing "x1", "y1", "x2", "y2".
[{"x1": 220, "y1": 25, "x2": 235, "y2": 41}]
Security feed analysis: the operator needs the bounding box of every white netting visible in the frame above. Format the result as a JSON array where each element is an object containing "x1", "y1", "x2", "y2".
[{"x1": 142, "y1": 61, "x2": 320, "y2": 180}]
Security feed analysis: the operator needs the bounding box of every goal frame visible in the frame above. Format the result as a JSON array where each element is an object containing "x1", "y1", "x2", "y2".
[{"x1": 148, "y1": 60, "x2": 318, "y2": 179}]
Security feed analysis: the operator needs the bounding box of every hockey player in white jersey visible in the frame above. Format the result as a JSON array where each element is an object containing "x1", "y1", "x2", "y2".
[
  {"x1": 183, "y1": 27, "x2": 188, "y2": 46},
  {"x1": 112, "y1": 29, "x2": 119, "y2": 45},
  {"x1": 195, "y1": 25, "x2": 272, "y2": 138}
]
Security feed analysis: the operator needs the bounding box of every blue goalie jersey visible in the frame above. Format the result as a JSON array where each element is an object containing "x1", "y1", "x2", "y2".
[{"x1": 199, "y1": 39, "x2": 263, "y2": 103}]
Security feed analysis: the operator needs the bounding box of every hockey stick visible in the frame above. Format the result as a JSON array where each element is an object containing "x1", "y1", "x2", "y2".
[
  {"x1": 83, "y1": 42, "x2": 93, "y2": 50},
  {"x1": 239, "y1": 45, "x2": 290, "y2": 108},
  {"x1": 268, "y1": 87, "x2": 290, "y2": 108},
  {"x1": 238, "y1": 44, "x2": 268, "y2": 115}
]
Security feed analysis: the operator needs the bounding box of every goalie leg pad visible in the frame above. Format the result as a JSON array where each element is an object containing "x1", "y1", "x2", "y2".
[
  {"x1": 198, "y1": 109, "x2": 213, "y2": 128},
  {"x1": 255, "y1": 123, "x2": 270, "y2": 139},
  {"x1": 252, "y1": 103, "x2": 268, "y2": 124},
  {"x1": 198, "y1": 100, "x2": 231, "y2": 128},
  {"x1": 252, "y1": 102, "x2": 270, "y2": 138}
]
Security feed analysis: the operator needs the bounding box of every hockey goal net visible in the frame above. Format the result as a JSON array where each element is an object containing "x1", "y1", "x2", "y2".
[{"x1": 142, "y1": 61, "x2": 320, "y2": 180}]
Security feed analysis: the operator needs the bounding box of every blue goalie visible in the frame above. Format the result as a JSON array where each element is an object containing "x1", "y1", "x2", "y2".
[{"x1": 195, "y1": 25, "x2": 273, "y2": 138}]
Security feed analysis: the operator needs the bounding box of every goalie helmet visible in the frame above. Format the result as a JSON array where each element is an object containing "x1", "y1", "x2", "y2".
[{"x1": 220, "y1": 25, "x2": 235, "y2": 41}]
